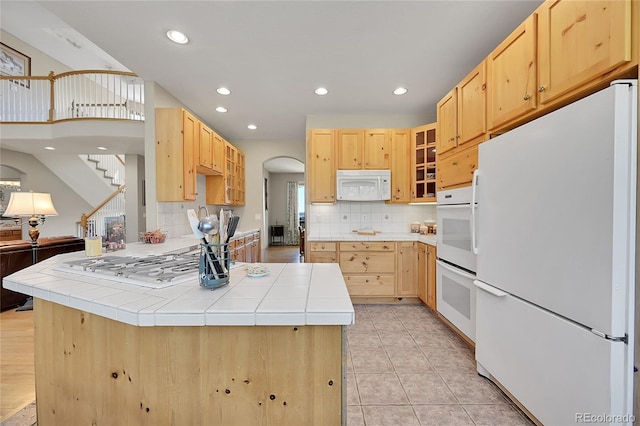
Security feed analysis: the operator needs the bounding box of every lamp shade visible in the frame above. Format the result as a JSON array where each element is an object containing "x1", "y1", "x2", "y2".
[{"x1": 4, "y1": 192, "x2": 58, "y2": 217}]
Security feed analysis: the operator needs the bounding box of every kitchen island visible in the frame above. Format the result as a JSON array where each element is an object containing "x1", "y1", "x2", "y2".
[{"x1": 3, "y1": 236, "x2": 354, "y2": 426}]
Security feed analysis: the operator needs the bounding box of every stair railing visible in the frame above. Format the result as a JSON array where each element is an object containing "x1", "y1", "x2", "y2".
[
  {"x1": 1, "y1": 70, "x2": 144, "y2": 123},
  {"x1": 78, "y1": 184, "x2": 126, "y2": 238},
  {"x1": 86, "y1": 154, "x2": 125, "y2": 186}
]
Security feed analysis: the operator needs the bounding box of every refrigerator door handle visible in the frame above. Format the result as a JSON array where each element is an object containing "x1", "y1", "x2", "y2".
[
  {"x1": 471, "y1": 169, "x2": 479, "y2": 254},
  {"x1": 473, "y1": 279, "x2": 507, "y2": 297}
]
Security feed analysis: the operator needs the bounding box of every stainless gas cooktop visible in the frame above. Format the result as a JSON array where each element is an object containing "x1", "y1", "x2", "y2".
[{"x1": 55, "y1": 251, "x2": 201, "y2": 288}]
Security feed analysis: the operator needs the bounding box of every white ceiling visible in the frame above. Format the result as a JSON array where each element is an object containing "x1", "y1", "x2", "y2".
[{"x1": 1, "y1": 0, "x2": 543, "y2": 147}]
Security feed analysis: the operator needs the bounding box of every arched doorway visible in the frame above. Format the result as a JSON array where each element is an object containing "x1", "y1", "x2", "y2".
[{"x1": 262, "y1": 157, "x2": 305, "y2": 249}]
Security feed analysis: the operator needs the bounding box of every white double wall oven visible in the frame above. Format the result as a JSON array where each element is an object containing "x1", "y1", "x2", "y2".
[{"x1": 436, "y1": 185, "x2": 477, "y2": 342}]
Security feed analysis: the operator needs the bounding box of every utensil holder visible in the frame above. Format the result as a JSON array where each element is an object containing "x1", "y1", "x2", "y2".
[{"x1": 199, "y1": 242, "x2": 230, "y2": 289}]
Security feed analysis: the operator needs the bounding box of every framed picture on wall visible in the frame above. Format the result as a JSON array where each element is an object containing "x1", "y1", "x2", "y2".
[{"x1": 0, "y1": 42, "x2": 31, "y2": 88}]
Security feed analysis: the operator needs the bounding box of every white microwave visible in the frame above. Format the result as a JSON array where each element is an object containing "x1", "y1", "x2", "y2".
[{"x1": 336, "y1": 170, "x2": 391, "y2": 201}]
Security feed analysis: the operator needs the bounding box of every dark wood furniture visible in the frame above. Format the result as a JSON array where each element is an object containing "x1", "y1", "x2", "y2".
[
  {"x1": 0, "y1": 236, "x2": 85, "y2": 311},
  {"x1": 270, "y1": 225, "x2": 284, "y2": 246}
]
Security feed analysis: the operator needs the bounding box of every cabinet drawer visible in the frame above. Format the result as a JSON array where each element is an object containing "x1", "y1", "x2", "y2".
[
  {"x1": 345, "y1": 275, "x2": 395, "y2": 296},
  {"x1": 338, "y1": 241, "x2": 394, "y2": 252},
  {"x1": 339, "y1": 252, "x2": 395, "y2": 274},
  {"x1": 437, "y1": 145, "x2": 478, "y2": 189},
  {"x1": 309, "y1": 242, "x2": 337, "y2": 252},
  {"x1": 244, "y1": 234, "x2": 254, "y2": 243},
  {"x1": 308, "y1": 252, "x2": 337, "y2": 263}
]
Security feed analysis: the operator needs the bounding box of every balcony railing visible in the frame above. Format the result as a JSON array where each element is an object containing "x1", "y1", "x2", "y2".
[{"x1": 0, "y1": 70, "x2": 144, "y2": 123}]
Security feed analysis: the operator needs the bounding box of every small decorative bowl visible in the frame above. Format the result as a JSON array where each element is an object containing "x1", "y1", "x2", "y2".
[{"x1": 246, "y1": 263, "x2": 268, "y2": 276}]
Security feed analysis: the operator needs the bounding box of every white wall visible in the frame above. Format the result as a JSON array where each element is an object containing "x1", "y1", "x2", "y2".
[
  {"x1": 0, "y1": 30, "x2": 72, "y2": 75},
  {"x1": 0, "y1": 149, "x2": 93, "y2": 238}
]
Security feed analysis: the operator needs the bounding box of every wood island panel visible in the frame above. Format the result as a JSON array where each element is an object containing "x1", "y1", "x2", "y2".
[{"x1": 34, "y1": 299, "x2": 344, "y2": 426}]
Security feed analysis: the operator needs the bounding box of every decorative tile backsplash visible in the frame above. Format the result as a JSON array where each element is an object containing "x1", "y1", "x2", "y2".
[{"x1": 308, "y1": 202, "x2": 436, "y2": 234}]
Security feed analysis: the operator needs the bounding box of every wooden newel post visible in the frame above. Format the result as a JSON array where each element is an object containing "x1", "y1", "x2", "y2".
[{"x1": 48, "y1": 71, "x2": 55, "y2": 122}]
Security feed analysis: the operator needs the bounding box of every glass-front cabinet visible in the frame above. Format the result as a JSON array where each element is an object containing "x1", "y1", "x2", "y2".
[{"x1": 411, "y1": 123, "x2": 437, "y2": 202}]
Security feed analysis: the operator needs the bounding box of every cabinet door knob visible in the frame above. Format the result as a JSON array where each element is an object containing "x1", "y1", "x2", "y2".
[
  {"x1": 523, "y1": 94, "x2": 531, "y2": 101},
  {"x1": 538, "y1": 86, "x2": 546, "y2": 93}
]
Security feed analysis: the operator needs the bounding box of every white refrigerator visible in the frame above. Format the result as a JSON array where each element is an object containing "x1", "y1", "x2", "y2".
[{"x1": 473, "y1": 80, "x2": 637, "y2": 425}]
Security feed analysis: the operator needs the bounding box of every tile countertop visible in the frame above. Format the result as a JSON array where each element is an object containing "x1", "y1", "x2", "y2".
[
  {"x1": 3, "y1": 235, "x2": 354, "y2": 328},
  {"x1": 308, "y1": 232, "x2": 437, "y2": 246}
]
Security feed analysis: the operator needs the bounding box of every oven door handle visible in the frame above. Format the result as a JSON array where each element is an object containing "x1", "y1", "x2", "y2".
[
  {"x1": 436, "y1": 260, "x2": 476, "y2": 280},
  {"x1": 473, "y1": 279, "x2": 507, "y2": 297},
  {"x1": 435, "y1": 204, "x2": 470, "y2": 210},
  {"x1": 471, "y1": 169, "x2": 479, "y2": 255}
]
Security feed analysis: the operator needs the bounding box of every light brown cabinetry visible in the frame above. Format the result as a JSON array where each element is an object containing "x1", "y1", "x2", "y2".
[
  {"x1": 196, "y1": 124, "x2": 224, "y2": 176},
  {"x1": 307, "y1": 242, "x2": 337, "y2": 263},
  {"x1": 230, "y1": 231, "x2": 260, "y2": 264},
  {"x1": 206, "y1": 141, "x2": 245, "y2": 206},
  {"x1": 388, "y1": 129, "x2": 411, "y2": 203},
  {"x1": 363, "y1": 129, "x2": 391, "y2": 169},
  {"x1": 537, "y1": 0, "x2": 632, "y2": 106},
  {"x1": 417, "y1": 243, "x2": 427, "y2": 303},
  {"x1": 155, "y1": 108, "x2": 198, "y2": 201},
  {"x1": 339, "y1": 242, "x2": 395, "y2": 297},
  {"x1": 396, "y1": 242, "x2": 417, "y2": 297},
  {"x1": 426, "y1": 244, "x2": 437, "y2": 310},
  {"x1": 487, "y1": 14, "x2": 538, "y2": 130},
  {"x1": 487, "y1": 0, "x2": 633, "y2": 132},
  {"x1": 337, "y1": 129, "x2": 365, "y2": 169},
  {"x1": 417, "y1": 243, "x2": 437, "y2": 310},
  {"x1": 411, "y1": 124, "x2": 437, "y2": 202},
  {"x1": 437, "y1": 145, "x2": 478, "y2": 190},
  {"x1": 336, "y1": 129, "x2": 391, "y2": 170},
  {"x1": 437, "y1": 61, "x2": 487, "y2": 155},
  {"x1": 307, "y1": 130, "x2": 337, "y2": 203}
]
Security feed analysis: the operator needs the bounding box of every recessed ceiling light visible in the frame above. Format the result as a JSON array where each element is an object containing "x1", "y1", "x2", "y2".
[
  {"x1": 217, "y1": 87, "x2": 231, "y2": 95},
  {"x1": 215, "y1": 107, "x2": 228, "y2": 113},
  {"x1": 247, "y1": 124, "x2": 257, "y2": 130},
  {"x1": 166, "y1": 30, "x2": 189, "y2": 44},
  {"x1": 97, "y1": 146, "x2": 107, "y2": 150},
  {"x1": 315, "y1": 87, "x2": 328, "y2": 95},
  {"x1": 44, "y1": 146, "x2": 55, "y2": 150},
  {"x1": 393, "y1": 87, "x2": 408, "y2": 95}
]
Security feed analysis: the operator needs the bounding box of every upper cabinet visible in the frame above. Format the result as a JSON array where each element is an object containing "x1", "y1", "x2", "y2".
[
  {"x1": 196, "y1": 123, "x2": 223, "y2": 176},
  {"x1": 537, "y1": 0, "x2": 632, "y2": 106},
  {"x1": 206, "y1": 141, "x2": 245, "y2": 206},
  {"x1": 336, "y1": 129, "x2": 391, "y2": 170},
  {"x1": 487, "y1": 0, "x2": 633, "y2": 131},
  {"x1": 437, "y1": 61, "x2": 487, "y2": 155},
  {"x1": 487, "y1": 15, "x2": 538, "y2": 131},
  {"x1": 388, "y1": 129, "x2": 411, "y2": 203},
  {"x1": 411, "y1": 123, "x2": 437, "y2": 202},
  {"x1": 155, "y1": 108, "x2": 198, "y2": 201},
  {"x1": 308, "y1": 129, "x2": 337, "y2": 203},
  {"x1": 337, "y1": 129, "x2": 365, "y2": 169},
  {"x1": 363, "y1": 129, "x2": 391, "y2": 169}
]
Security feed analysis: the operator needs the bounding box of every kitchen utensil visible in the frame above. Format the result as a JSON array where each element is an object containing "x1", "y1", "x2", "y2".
[
  {"x1": 188, "y1": 209, "x2": 219, "y2": 277},
  {"x1": 225, "y1": 216, "x2": 240, "y2": 244},
  {"x1": 197, "y1": 217, "x2": 216, "y2": 236},
  {"x1": 223, "y1": 216, "x2": 240, "y2": 270}
]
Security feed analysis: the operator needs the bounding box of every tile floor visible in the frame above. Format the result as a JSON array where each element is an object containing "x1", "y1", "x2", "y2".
[{"x1": 346, "y1": 304, "x2": 534, "y2": 426}]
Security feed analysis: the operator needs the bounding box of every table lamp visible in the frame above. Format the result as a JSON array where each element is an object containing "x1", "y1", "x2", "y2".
[{"x1": 4, "y1": 192, "x2": 59, "y2": 243}]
